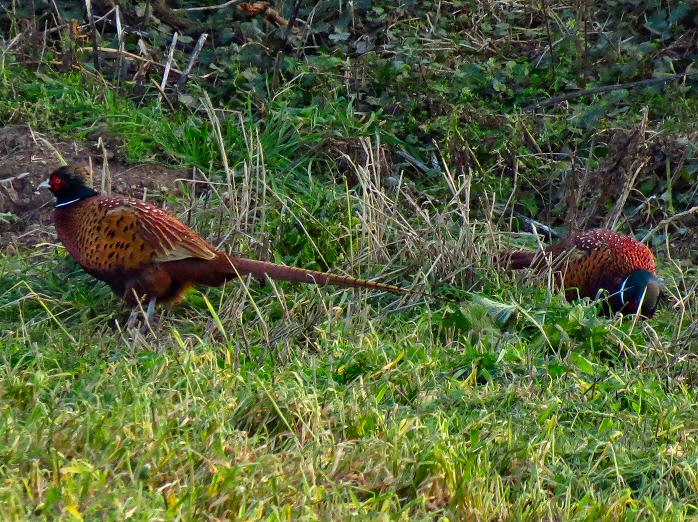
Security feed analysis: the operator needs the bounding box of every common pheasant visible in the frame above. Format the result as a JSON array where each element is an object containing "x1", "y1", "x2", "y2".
[
  {"x1": 504, "y1": 228, "x2": 662, "y2": 317},
  {"x1": 39, "y1": 165, "x2": 405, "y2": 322}
]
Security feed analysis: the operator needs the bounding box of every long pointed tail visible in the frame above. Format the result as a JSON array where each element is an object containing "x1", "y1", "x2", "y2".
[
  {"x1": 218, "y1": 253, "x2": 405, "y2": 294},
  {"x1": 500, "y1": 250, "x2": 536, "y2": 270}
]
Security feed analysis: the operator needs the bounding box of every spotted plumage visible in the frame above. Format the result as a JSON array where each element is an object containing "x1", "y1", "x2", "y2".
[
  {"x1": 40, "y1": 165, "x2": 404, "y2": 315},
  {"x1": 505, "y1": 228, "x2": 661, "y2": 317}
]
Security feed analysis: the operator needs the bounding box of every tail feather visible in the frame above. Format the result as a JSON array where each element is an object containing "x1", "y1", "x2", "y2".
[
  {"x1": 218, "y1": 253, "x2": 405, "y2": 294},
  {"x1": 501, "y1": 250, "x2": 536, "y2": 270}
]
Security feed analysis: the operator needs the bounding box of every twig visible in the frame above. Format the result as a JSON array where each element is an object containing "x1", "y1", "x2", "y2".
[
  {"x1": 38, "y1": 19, "x2": 48, "y2": 70},
  {"x1": 525, "y1": 70, "x2": 698, "y2": 111},
  {"x1": 186, "y1": 168, "x2": 197, "y2": 226},
  {"x1": 174, "y1": 0, "x2": 242, "y2": 12},
  {"x1": 539, "y1": 0, "x2": 557, "y2": 82},
  {"x1": 62, "y1": 17, "x2": 77, "y2": 71},
  {"x1": 271, "y1": 0, "x2": 300, "y2": 90},
  {"x1": 84, "y1": 0, "x2": 100, "y2": 71},
  {"x1": 28, "y1": 127, "x2": 66, "y2": 165},
  {"x1": 396, "y1": 148, "x2": 432, "y2": 175},
  {"x1": 114, "y1": 5, "x2": 124, "y2": 81},
  {"x1": 49, "y1": 0, "x2": 63, "y2": 23},
  {"x1": 43, "y1": 9, "x2": 112, "y2": 34},
  {"x1": 606, "y1": 160, "x2": 647, "y2": 229},
  {"x1": 0, "y1": 172, "x2": 31, "y2": 184},
  {"x1": 75, "y1": 46, "x2": 184, "y2": 75},
  {"x1": 151, "y1": 78, "x2": 175, "y2": 111},
  {"x1": 87, "y1": 10, "x2": 152, "y2": 39},
  {"x1": 143, "y1": 0, "x2": 152, "y2": 26},
  {"x1": 97, "y1": 139, "x2": 111, "y2": 194},
  {"x1": 641, "y1": 206, "x2": 698, "y2": 244},
  {"x1": 158, "y1": 32, "x2": 178, "y2": 108},
  {"x1": 43, "y1": 8, "x2": 149, "y2": 38},
  {"x1": 495, "y1": 203, "x2": 561, "y2": 239},
  {"x1": 87, "y1": 6, "x2": 116, "y2": 27},
  {"x1": 175, "y1": 32, "x2": 208, "y2": 93},
  {"x1": 605, "y1": 109, "x2": 649, "y2": 230},
  {"x1": 1, "y1": 32, "x2": 23, "y2": 57},
  {"x1": 151, "y1": 0, "x2": 198, "y2": 30}
]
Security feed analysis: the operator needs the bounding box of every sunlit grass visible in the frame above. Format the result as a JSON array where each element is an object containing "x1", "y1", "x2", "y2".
[{"x1": 1, "y1": 3, "x2": 697, "y2": 519}]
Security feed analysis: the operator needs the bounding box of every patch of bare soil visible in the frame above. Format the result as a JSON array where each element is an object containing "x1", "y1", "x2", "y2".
[{"x1": 0, "y1": 125, "x2": 188, "y2": 254}]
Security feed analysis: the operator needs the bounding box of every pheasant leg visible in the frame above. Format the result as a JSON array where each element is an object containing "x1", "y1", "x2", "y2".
[{"x1": 139, "y1": 297, "x2": 157, "y2": 334}]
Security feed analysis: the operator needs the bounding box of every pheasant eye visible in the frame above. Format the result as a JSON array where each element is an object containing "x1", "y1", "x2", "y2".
[{"x1": 50, "y1": 175, "x2": 63, "y2": 190}]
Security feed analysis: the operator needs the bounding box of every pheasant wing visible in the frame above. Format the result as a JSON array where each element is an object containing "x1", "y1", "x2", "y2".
[
  {"x1": 569, "y1": 229, "x2": 656, "y2": 274},
  {"x1": 98, "y1": 198, "x2": 217, "y2": 270}
]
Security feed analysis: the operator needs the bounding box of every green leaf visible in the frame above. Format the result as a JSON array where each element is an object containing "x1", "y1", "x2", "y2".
[{"x1": 572, "y1": 353, "x2": 595, "y2": 375}]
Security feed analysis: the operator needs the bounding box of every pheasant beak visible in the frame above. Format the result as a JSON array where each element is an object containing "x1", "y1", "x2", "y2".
[{"x1": 37, "y1": 179, "x2": 51, "y2": 190}]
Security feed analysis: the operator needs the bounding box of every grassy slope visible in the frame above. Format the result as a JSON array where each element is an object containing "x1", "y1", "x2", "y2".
[{"x1": 1, "y1": 1, "x2": 698, "y2": 520}]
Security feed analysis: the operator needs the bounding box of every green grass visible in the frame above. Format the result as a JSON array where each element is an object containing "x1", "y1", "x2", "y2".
[
  {"x1": 2, "y1": 1, "x2": 698, "y2": 519},
  {"x1": 1, "y1": 267, "x2": 697, "y2": 519},
  {"x1": 1, "y1": 188, "x2": 696, "y2": 520}
]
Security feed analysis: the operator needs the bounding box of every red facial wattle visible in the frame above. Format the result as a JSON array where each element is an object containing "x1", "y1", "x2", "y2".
[{"x1": 50, "y1": 175, "x2": 64, "y2": 191}]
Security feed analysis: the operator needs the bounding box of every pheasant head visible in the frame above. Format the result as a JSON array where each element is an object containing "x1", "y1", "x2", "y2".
[
  {"x1": 610, "y1": 268, "x2": 663, "y2": 318},
  {"x1": 38, "y1": 165, "x2": 97, "y2": 207}
]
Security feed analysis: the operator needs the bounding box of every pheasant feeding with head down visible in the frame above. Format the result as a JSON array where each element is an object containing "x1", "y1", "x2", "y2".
[
  {"x1": 504, "y1": 228, "x2": 662, "y2": 318},
  {"x1": 39, "y1": 165, "x2": 405, "y2": 322}
]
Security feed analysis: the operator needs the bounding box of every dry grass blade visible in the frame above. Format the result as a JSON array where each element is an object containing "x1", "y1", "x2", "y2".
[
  {"x1": 175, "y1": 32, "x2": 208, "y2": 93},
  {"x1": 641, "y1": 206, "x2": 698, "y2": 244},
  {"x1": 75, "y1": 46, "x2": 185, "y2": 75},
  {"x1": 158, "y1": 31, "x2": 178, "y2": 108},
  {"x1": 84, "y1": 0, "x2": 100, "y2": 70},
  {"x1": 604, "y1": 109, "x2": 649, "y2": 230}
]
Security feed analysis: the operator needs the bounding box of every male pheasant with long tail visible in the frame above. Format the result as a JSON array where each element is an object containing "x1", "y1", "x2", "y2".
[
  {"x1": 505, "y1": 229, "x2": 662, "y2": 318},
  {"x1": 39, "y1": 165, "x2": 404, "y2": 322}
]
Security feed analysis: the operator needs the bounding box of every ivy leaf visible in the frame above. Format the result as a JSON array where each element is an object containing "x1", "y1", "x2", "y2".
[
  {"x1": 668, "y1": 3, "x2": 691, "y2": 24},
  {"x1": 329, "y1": 31, "x2": 351, "y2": 42},
  {"x1": 645, "y1": 12, "x2": 669, "y2": 36}
]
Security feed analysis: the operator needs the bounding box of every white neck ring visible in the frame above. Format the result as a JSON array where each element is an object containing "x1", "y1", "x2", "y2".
[
  {"x1": 55, "y1": 197, "x2": 83, "y2": 208},
  {"x1": 619, "y1": 276, "x2": 629, "y2": 305}
]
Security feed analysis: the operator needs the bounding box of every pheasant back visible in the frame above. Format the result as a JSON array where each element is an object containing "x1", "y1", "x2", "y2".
[
  {"x1": 56, "y1": 196, "x2": 217, "y2": 273},
  {"x1": 558, "y1": 229, "x2": 656, "y2": 300}
]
